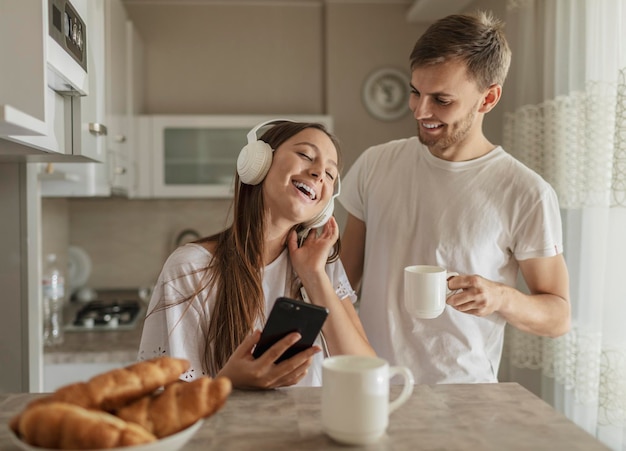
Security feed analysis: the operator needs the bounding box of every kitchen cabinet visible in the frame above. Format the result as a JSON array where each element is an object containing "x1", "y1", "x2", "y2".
[
  {"x1": 40, "y1": 0, "x2": 144, "y2": 197},
  {"x1": 0, "y1": 164, "x2": 42, "y2": 393},
  {"x1": 134, "y1": 115, "x2": 333, "y2": 198},
  {"x1": 0, "y1": 0, "x2": 92, "y2": 159},
  {"x1": 0, "y1": 0, "x2": 47, "y2": 138},
  {"x1": 43, "y1": 361, "x2": 134, "y2": 392}
]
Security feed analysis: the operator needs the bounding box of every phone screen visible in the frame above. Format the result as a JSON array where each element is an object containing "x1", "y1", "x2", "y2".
[{"x1": 252, "y1": 297, "x2": 328, "y2": 363}]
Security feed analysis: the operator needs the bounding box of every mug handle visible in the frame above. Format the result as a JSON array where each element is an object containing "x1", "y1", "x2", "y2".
[
  {"x1": 388, "y1": 366, "x2": 415, "y2": 414},
  {"x1": 446, "y1": 271, "x2": 459, "y2": 296}
]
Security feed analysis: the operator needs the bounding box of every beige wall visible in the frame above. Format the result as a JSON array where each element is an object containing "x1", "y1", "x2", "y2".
[
  {"x1": 126, "y1": 3, "x2": 325, "y2": 115},
  {"x1": 326, "y1": 3, "x2": 423, "y2": 171},
  {"x1": 43, "y1": 0, "x2": 510, "y2": 291}
]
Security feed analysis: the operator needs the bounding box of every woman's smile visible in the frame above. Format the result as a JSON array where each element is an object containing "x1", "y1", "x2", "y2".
[{"x1": 292, "y1": 180, "x2": 318, "y2": 201}]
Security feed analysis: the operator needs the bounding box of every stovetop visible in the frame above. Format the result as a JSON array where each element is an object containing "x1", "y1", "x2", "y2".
[{"x1": 65, "y1": 291, "x2": 145, "y2": 332}]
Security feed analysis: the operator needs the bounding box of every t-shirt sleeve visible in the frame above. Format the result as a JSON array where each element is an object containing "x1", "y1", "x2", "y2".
[
  {"x1": 138, "y1": 245, "x2": 212, "y2": 380},
  {"x1": 326, "y1": 258, "x2": 357, "y2": 304},
  {"x1": 513, "y1": 184, "x2": 564, "y2": 260},
  {"x1": 338, "y1": 148, "x2": 372, "y2": 221}
]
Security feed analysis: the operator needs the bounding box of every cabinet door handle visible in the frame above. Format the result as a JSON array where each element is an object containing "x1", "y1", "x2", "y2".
[
  {"x1": 114, "y1": 166, "x2": 127, "y2": 175},
  {"x1": 115, "y1": 134, "x2": 127, "y2": 143},
  {"x1": 88, "y1": 123, "x2": 108, "y2": 136}
]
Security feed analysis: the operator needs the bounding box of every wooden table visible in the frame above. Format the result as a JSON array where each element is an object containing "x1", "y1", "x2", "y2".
[{"x1": 0, "y1": 383, "x2": 610, "y2": 450}]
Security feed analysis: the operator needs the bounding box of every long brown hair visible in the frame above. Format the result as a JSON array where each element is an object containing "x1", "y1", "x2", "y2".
[{"x1": 196, "y1": 121, "x2": 341, "y2": 375}]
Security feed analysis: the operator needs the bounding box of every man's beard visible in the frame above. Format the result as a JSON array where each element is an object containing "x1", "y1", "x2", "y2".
[{"x1": 417, "y1": 106, "x2": 477, "y2": 152}]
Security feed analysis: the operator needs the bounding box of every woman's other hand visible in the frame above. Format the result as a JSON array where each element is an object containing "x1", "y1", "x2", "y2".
[{"x1": 216, "y1": 330, "x2": 321, "y2": 389}]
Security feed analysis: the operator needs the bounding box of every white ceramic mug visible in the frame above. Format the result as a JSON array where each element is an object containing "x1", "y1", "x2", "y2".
[
  {"x1": 321, "y1": 355, "x2": 414, "y2": 446},
  {"x1": 404, "y1": 265, "x2": 459, "y2": 319}
]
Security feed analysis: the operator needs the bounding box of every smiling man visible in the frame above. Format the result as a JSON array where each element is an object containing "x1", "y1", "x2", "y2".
[{"x1": 338, "y1": 11, "x2": 571, "y2": 384}]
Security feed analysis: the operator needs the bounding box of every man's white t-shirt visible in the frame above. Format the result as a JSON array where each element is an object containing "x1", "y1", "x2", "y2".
[
  {"x1": 339, "y1": 137, "x2": 563, "y2": 383},
  {"x1": 138, "y1": 243, "x2": 356, "y2": 386}
]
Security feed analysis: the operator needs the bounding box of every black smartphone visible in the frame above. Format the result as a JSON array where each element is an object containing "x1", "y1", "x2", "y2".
[{"x1": 252, "y1": 297, "x2": 329, "y2": 363}]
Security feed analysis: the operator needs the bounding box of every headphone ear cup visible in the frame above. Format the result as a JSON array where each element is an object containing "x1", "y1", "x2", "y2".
[
  {"x1": 302, "y1": 198, "x2": 335, "y2": 230},
  {"x1": 237, "y1": 140, "x2": 273, "y2": 185}
]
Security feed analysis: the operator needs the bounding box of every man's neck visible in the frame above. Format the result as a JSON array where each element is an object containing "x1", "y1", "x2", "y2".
[{"x1": 427, "y1": 135, "x2": 496, "y2": 162}]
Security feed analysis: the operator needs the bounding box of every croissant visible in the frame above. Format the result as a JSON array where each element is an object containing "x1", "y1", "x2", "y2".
[
  {"x1": 10, "y1": 356, "x2": 190, "y2": 433},
  {"x1": 115, "y1": 376, "x2": 232, "y2": 438},
  {"x1": 15, "y1": 402, "x2": 157, "y2": 449},
  {"x1": 97, "y1": 356, "x2": 190, "y2": 410}
]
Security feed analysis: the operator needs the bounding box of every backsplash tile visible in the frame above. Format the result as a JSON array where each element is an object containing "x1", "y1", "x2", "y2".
[{"x1": 43, "y1": 198, "x2": 232, "y2": 292}]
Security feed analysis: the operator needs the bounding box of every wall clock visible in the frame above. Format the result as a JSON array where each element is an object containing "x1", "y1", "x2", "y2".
[{"x1": 362, "y1": 67, "x2": 411, "y2": 121}]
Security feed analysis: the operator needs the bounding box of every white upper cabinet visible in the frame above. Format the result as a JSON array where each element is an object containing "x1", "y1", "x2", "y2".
[
  {"x1": 134, "y1": 115, "x2": 333, "y2": 199},
  {"x1": 41, "y1": 0, "x2": 143, "y2": 196},
  {"x1": 78, "y1": 0, "x2": 106, "y2": 164},
  {"x1": 0, "y1": 0, "x2": 47, "y2": 138},
  {"x1": 0, "y1": 0, "x2": 94, "y2": 159}
]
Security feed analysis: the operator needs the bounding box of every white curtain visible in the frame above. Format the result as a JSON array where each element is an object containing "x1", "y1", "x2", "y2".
[{"x1": 500, "y1": 1, "x2": 626, "y2": 449}]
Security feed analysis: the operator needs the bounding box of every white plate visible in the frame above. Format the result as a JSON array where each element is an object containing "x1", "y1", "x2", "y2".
[
  {"x1": 9, "y1": 419, "x2": 204, "y2": 451},
  {"x1": 67, "y1": 245, "x2": 92, "y2": 293}
]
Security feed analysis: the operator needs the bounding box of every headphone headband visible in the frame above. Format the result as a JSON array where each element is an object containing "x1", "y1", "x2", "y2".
[{"x1": 246, "y1": 118, "x2": 294, "y2": 145}]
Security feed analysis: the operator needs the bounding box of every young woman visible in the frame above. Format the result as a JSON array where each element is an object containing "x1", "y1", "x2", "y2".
[{"x1": 138, "y1": 120, "x2": 374, "y2": 389}]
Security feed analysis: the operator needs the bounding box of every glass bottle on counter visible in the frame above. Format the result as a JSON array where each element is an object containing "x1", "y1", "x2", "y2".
[{"x1": 42, "y1": 253, "x2": 65, "y2": 346}]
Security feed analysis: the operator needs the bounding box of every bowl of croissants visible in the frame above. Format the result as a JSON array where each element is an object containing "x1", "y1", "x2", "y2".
[{"x1": 8, "y1": 356, "x2": 232, "y2": 450}]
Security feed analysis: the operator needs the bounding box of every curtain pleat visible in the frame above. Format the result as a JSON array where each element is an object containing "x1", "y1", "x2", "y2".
[{"x1": 501, "y1": 1, "x2": 626, "y2": 449}]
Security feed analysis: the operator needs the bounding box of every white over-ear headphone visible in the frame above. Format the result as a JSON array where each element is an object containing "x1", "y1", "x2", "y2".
[
  {"x1": 236, "y1": 118, "x2": 292, "y2": 185},
  {"x1": 300, "y1": 175, "x2": 340, "y2": 230},
  {"x1": 236, "y1": 119, "x2": 340, "y2": 238},
  {"x1": 296, "y1": 176, "x2": 340, "y2": 245}
]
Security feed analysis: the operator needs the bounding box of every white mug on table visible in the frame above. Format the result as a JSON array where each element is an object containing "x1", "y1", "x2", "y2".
[
  {"x1": 321, "y1": 355, "x2": 414, "y2": 446},
  {"x1": 404, "y1": 265, "x2": 458, "y2": 319}
]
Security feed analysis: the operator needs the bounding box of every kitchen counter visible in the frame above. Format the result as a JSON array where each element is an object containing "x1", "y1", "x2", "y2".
[
  {"x1": 44, "y1": 300, "x2": 146, "y2": 365},
  {"x1": 0, "y1": 383, "x2": 610, "y2": 450}
]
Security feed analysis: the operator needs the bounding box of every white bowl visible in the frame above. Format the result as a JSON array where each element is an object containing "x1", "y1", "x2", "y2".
[{"x1": 9, "y1": 419, "x2": 204, "y2": 451}]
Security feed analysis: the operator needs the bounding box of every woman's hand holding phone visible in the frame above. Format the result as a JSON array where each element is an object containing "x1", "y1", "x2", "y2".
[{"x1": 216, "y1": 330, "x2": 321, "y2": 390}]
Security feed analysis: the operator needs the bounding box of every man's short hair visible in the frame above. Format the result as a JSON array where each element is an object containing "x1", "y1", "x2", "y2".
[{"x1": 409, "y1": 10, "x2": 512, "y2": 90}]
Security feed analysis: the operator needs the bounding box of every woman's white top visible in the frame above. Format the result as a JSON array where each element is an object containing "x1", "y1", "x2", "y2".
[{"x1": 138, "y1": 243, "x2": 356, "y2": 386}]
